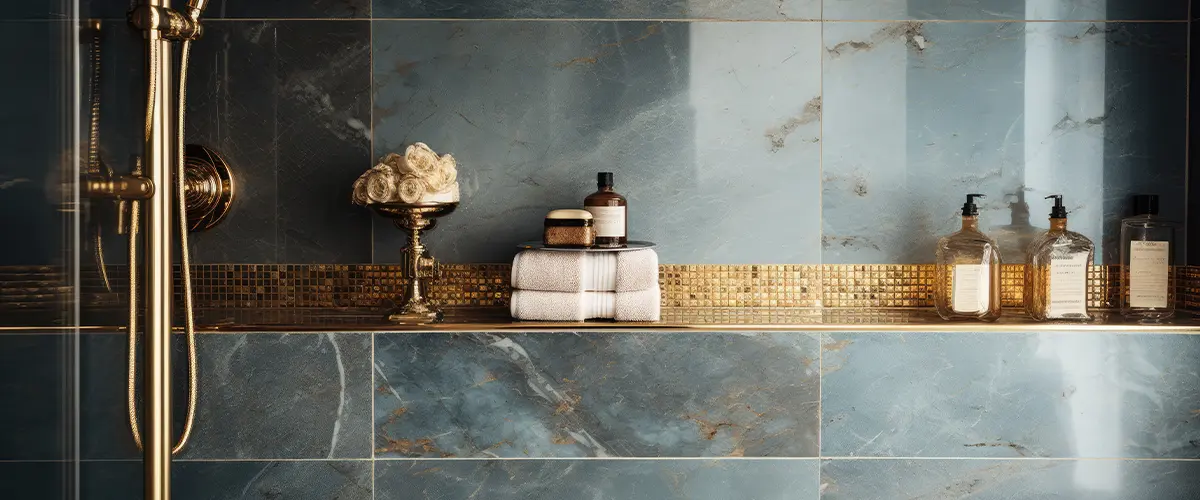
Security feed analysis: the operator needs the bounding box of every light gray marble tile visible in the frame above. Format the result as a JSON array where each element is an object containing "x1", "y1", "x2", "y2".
[
  {"x1": 372, "y1": 0, "x2": 820, "y2": 20},
  {"x1": 823, "y1": 0, "x2": 1187, "y2": 21},
  {"x1": 374, "y1": 332, "x2": 820, "y2": 457},
  {"x1": 820, "y1": 459, "x2": 1200, "y2": 499},
  {"x1": 821, "y1": 332, "x2": 1200, "y2": 458},
  {"x1": 81, "y1": 460, "x2": 373, "y2": 500},
  {"x1": 821, "y1": 22, "x2": 1186, "y2": 264},
  {"x1": 83, "y1": 333, "x2": 374, "y2": 459},
  {"x1": 376, "y1": 459, "x2": 820, "y2": 499},
  {"x1": 371, "y1": 21, "x2": 822, "y2": 264}
]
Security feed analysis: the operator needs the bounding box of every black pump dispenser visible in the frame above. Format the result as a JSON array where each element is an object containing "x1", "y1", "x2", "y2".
[
  {"x1": 1046, "y1": 195, "x2": 1067, "y2": 219},
  {"x1": 1132, "y1": 194, "x2": 1159, "y2": 216},
  {"x1": 961, "y1": 194, "x2": 984, "y2": 217}
]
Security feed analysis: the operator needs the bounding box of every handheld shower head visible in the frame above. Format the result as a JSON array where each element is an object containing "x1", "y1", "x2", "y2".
[{"x1": 184, "y1": 0, "x2": 209, "y2": 21}]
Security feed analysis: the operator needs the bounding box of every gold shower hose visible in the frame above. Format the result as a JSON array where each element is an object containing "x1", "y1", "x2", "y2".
[{"x1": 127, "y1": 38, "x2": 199, "y2": 455}]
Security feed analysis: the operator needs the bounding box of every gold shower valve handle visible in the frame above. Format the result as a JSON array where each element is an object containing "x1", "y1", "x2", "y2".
[
  {"x1": 83, "y1": 173, "x2": 155, "y2": 200},
  {"x1": 80, "y1": 145, "x2": 235, "y2": 233}
]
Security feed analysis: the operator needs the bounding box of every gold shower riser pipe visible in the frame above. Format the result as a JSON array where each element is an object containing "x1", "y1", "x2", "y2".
[{"x1": 141, "y1": 3, "x2": 173, "y2": 498}]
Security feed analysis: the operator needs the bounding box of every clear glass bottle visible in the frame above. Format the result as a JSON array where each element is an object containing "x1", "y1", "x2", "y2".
[
  {"x1": 1120, "y1": 194, "x2": 1175, "y2": 320},
  {"x1": 1024, "y1": 195, "x2": 1093, "y2": 321},
  {"x1": 583, "y1": 172, "x2": 628, "y2": 248},
  {"x1": 935, "y1": 194, "x2": 1003, "y2": 321},
  {"x1": 990, "y1": 190, "x2": 1041, "y2": 265}
]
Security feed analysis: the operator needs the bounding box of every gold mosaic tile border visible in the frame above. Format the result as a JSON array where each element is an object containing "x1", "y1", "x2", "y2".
[
  {"x1": 1180, "y1": 266, "x2": 1200, "y2": 313},
  {"x1": 0, "y1": 263, "x2": 1179, "y2": 312}
]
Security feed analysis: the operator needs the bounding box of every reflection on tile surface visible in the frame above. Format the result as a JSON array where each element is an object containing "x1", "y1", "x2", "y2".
[
  {"x1": 0, "y1": 21, "x2": 68, "y2": 265},
  {"x1": 820, "y1": 459, "x2": 1200, "y2": 500},
  {"x1": 821, "y1": 332, "x2": 1200, "y2": 458},
  {"x1": 822, "y1": 22, "x2": 1186, "y2": 264},
  {"x1": 76, "y1": 0, "x2": 370, "y2": 20},
  {"x1": 372, "y1": 0, "x2": 820, "y2": 19},
  {"x1": 823, "y1": 0, "x2": 1187, "y2": 21},
  {"x1": 374, "y1": 332, "x2": 820, "y2": 457},
  {"x1": 185, "y1": 21, "x2": 373, "y2": 263},
  {"x1": 376, "y1": 459, "x2": 819, "y2": 499},
  {"x1": 83, "y1": 333, "x2": 373, "y2": 459},
  {"x1": 0, "y1": 334, "x2": 69, "y2": 460},
  {"x1": 372, "y1": 21, "x2": 822, "y2": 263},
  {"x1": 81, "y1": 460, "x2": 372, "y2": 500},
  {"x1": 0, "y1": 462, "x2": 68, "y2": 499}
]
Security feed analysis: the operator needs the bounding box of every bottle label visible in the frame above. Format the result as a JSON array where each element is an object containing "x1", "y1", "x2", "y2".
[
  {"x1": 952, "y1": 264, "x2": 989, "y2": 313},
  {"x1": 1048, "y1": 253, "x2": 1089, "y2": 317},
  {"x1": 586, "y1": 206, "x2": 626, "y2": 238},
  {"x1": 1129, "y1": 241, "x2": 1169, "y2": 308}
]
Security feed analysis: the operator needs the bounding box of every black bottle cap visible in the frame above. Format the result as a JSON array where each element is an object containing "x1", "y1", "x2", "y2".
[
  {"x1": 597, "y1": 172, "x2": 614, "y2": 188},
  {"x1": 1045, "y1": 194, "x2": 1067, "y2": 219},
  {"x1": 1132, "y1": 194, "x2": 1159, "y2": 216},
  {"x1": 961, "y1": 193, "x2": 985, "y2": 216}
]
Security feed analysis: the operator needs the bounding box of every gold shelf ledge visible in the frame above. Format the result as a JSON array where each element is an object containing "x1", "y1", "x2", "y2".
[{"x1": 6, "y1": 307, "x2": 1199, "y2": 334}]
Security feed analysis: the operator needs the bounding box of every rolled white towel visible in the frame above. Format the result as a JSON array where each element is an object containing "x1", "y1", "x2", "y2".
[
  {"x1": 614, "y1": 287, "x2": 661, "y2": 322},
  {"x1": 510, "y1": 288, "x2": 661, "y2": 322},
  {"x1": 511, "y1": 249, "x2": 658, "y2": 292}
]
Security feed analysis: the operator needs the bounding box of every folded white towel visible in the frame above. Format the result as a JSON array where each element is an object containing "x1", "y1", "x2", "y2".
[
  {"x1": 511, "y1": 249, "x2": 659, "y2": 292},
  {"x1": 614, "y1": 287, "x2": 661, "y2": 322},
  {"x1": 510, "y1": 287, "x2": 661, "y2": 322}
]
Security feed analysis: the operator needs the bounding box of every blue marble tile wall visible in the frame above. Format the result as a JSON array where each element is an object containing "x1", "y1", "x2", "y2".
[
  {"x1": 1, "y1": 1, "x2": 1199, "y2": 499},
  {"x1": 3, "y1": 329, "x2": 1199, "y2": 498},
  {"x1": 0, "y1": 0, "x2": 1191, "y2": 265}
]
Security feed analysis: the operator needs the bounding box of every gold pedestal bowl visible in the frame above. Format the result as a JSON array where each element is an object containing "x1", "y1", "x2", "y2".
[{"x1": 370, "y1": 202, "x2": 459, "y2": 324}]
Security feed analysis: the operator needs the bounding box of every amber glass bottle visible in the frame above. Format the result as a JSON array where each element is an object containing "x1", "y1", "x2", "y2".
[
  {"x1": 934, "y1": 194, "x2": 1003, "y2": 322},
  {"x1": 584, "y1": 172, "x2": 627, "y2": 248},
  {"x1": 1024, "y1": 195, "x2": 1093, "y2": 322}
]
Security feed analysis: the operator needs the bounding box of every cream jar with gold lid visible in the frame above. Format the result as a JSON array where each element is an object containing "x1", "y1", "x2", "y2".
[{"x1": 544, "y1": 209, "x2": 595, "y2": 248}]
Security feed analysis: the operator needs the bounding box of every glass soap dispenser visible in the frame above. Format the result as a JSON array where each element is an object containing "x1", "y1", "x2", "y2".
[
  {"x1": 1120, "y1": 194, "x2": 1175, "y2": 320},
  {"x1": 936, "y1": 194, "x2": 1002, "y2": 321},
  {"x1": 1024, "y1": 195, "x2": 1093, "y2": 321}
]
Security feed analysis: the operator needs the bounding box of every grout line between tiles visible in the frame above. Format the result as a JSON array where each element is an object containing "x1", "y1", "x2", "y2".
[
  {"x1": 192, "y1": 18, "x2": 1192, "y2": 24},
  {"x1": 369, "y1": 17, "x2": 376, "y2": 266},
  {"x1": 817, "y1": 332, "x2": 824, "y2": 461},
  {"x1": 371, "y1": 332, "x2": 376, "y2": 499},
  {"x1": 1186, "y1": 1, "x2": 1193, "y2": 264},
  {"x1": 62, "y1": 456, "x2": 1200, "y2": 463},
  {"x1": 817, "y1": 17, "x2": 825, "y2": 271},
  {"x1": 817, "y1": 2, "x2": 824, "y2": 484},
  {"x1": 365, "y1": 456, "x2": 1200, "y2": 462},
  {"x1": 818, "y1": 456, "x2": 1200, "y2": 462},
  {"x1": 77, "y1": 458, "x2": 375, "y2": 463},
  {"x1": 7, "y1": 17, "x2": 1189, "y2": 23}
]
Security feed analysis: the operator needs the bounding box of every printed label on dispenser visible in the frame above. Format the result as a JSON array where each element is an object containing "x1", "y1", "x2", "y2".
[
  {"x1": 1048, "y1": 253, "x2": 1089, "y2": 317},
  {"x1": 1129, "y1": 241, "x2": 1169, "y2": 309},
  {"x1": 952, "y1": 264, "x2": 989, "y2": 313},
  {"x1": 586, "y1": 206, "x2": 626, "y2": 238}
]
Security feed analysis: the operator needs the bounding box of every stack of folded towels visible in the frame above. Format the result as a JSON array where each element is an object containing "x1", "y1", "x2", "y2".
[{"x1": 510, "y1": 249, "x2": 661, "y2": 322}]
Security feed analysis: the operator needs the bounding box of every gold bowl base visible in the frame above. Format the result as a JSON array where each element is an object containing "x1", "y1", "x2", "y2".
[
  {"x1": 369, "y1": 202, "x2": 459, "y2": 325},
  {"x1": 387, "y1": 298, "x2": 445, "y2": 324}
]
